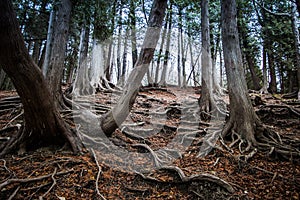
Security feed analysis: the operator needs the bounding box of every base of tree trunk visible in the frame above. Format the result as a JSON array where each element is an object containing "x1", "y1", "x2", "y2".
[
  {"x1": 221, "y1": 117, "x2": 300, "y2": 159},
  {"x1": 0, "y1": 120, "x2": 83, "y2": 157}
]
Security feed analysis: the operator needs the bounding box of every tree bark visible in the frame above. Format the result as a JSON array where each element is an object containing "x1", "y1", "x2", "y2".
[
  {"x1": 129, "y1": 0, "x2": 138, "y2": 68},
  {"x1": 198, "y1": 0, "x2": 216, "y2": 119},
  {"x1": 291, "y1": 2, "x2": 300, "y2": 99},
  {"x1": 46, "y1": 0, "x2": 72, "y2": 106},
  {"x1": 72, "y1": 21, "x2": 92, "y2": 96},
  {"x1": 221, "y1": 0, "x2": 260, "y2": 144},
  {"x1": 42, "y1": 10, "x2": 55, "y2": 77},
  {"x1": 0, "y1": 0, "x2": 82, "y2": 156},
  {"x1": 159, "y1": 3, "x2": 173, "y2": 86},
  {"x1": 101, "y1": 0, "x2": 168, "y2": 136}
]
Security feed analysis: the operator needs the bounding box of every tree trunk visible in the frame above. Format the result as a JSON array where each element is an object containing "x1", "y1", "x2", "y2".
[
  {"x1": 291, "y1": 2, "x2": 300, "y2": 99},
  {"x1": 121, "y1": 27, "x2": 129, "y2": 85},
  {"x1": 101, "y1": 0, "x2": 168, "y2": 136},
  {"x1": 198, "y1": 0, "x2": 216, "y2": 119},
  {"x1": 155, "y1": 11, "x2": 168, "y2": 84},
  {"x1": 0, "y1": 0, "x2": 82, "y2": 156},
  {"x1": 260, "y1": 45, "x2": 269, "y2": 93},
  {"x1": 130, "y1": 0, "x2": 138, "y2": 68},
  {"x1": 46, "y1": 0, "x2": 72, "y2": 107},
  {"x1": 42, "y1": 10, "x2": 54, "y2": 77},
  {"x1": 179, "y1": 8, "x2": 187, "y2": 88},
  {"x1": 72, "y1": 22, "x2": 92, "y2": 96},
  {"x1": 221, "y1": 0, "x2": 260, "y2": 144},
  {"x1": 116, "y1": 3, "x2": 123, "y2": 82},
  {"x1": 159, "y1": 2, "x2": 173, "y2": 86},
  {"x1": 267, "y1": 49, "x2": 277, "y2": 93}
]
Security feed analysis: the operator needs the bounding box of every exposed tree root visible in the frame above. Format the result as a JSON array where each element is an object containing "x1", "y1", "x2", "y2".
[
  {"x1": 222, "y1": 118, "x2": 300, "y2": 159},
  {"x1": 135, "y1": 165, "x2": 234, "y2": 193},
  {"x1": 0, "y1": 169, "x2": 73, "y2": 191}
]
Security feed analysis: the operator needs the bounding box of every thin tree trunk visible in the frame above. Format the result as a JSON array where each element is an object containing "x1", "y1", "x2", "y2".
[
  {"x1": 116, "y1": 3, "x2": 123, "y2": 82},
  {"x1": 101, "y1": 0, "x2": 168, "y2": 136},
  {"x1": 42, "y1": 10, "x2": 54, "y2": 76},
  {"x1": 291, "y1": 2, "x2": 300, "y2": 99},
  {"x1": 177, "y1": 18, "x2": 181, "y2": 87},
  {"x1": 130, "y1": 0, "x2": 138, "y2": 68},
  {"x1": 159, "y1": 2, "x2": 173, "y2": 86},
  {"x1": 155, "y1": 11, "x2": 169, "y2": 84},
  {"x1": 121, "y1": 27, "x2": 129, "y2": 85},
  {"x1": 267, "y1": 49, "x2": 277, "y2": 93},
  {"x1": 260, "y1": 45, "x2": 269, "y2": 93}
]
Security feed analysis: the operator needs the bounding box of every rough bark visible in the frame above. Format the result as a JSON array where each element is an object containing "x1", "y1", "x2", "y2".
[
  {"x1": 221, "y1": 0, "x2": 260, "y2": 144},
  {"x1": 46, "y1": 0, "x2": 72, "y2": 106},
  {"x1": 291, "y1": 2, "x2": 300, "y2": 99},
  {"x1": 0, "y1": 0, "x2": 82, "y2": 156},
  {"x1": 198, "y1": 0, "x2": 216, "y2": 119},
  {"x1": 101, "y1": 0, "x2": 168, "y2": 136}
]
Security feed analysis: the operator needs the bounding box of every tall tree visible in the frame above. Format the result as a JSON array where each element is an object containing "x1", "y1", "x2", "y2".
[
  {"x1": 101, "y1": 0, "x2": 168, "y2": 136},
  {"x1": 198, "y1": 0, "x2": 217, "y2": 119},
  {"x1": 0, "y1": 0, "x2": 82, "y2": 156},
  {"x1": 221, "y1": 0, "x2": 260, "y2": 144},
  {"x1": 45, "y1": 0, "x2": 72, "y2": 106}
]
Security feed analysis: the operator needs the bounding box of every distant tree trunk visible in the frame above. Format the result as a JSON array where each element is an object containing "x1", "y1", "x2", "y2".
[
  {"x1": 42, "y1": 10, "x2": 54, "y2": 77},
  {"x1": 211, "y1": 24, "x2": 222, "y2": 93},
  {"x1": 159, "y1": 2, "x2": 173, "y2": 86},
  {"x1": 260, "y1": 45, "x2": 269, "y2": 93},
  {"x1": 177, "y1": 19, "x2": 182, "y2": 87},
  {"x1": 155, "y1": 11, "x2": 168, "y2": 84},
  {"x1": 241, "y1": 37, "x2": 261, "y2": 90},
  {"x1": 72, "y1": 22, "x2": 92, "y2": 96},
  {"x1": 121, "y1": 27, "x2": 129, "y2": 85},
  {"x1": 179, "y1": 7, "x2": 187, "y2": 88},
  {"x1": 129, "y1": 0, "x2": 138, "y2": 68},
  {"x1": 0, "y1": 0, "x2": 82, "y2": 156},
  {"x1": 46, "y1": 0, "x2": 72, "y2": 107},
  {"x1": 101, "y1": 0, "x2": 168, "y2": 136},
  {"x1": 221, "y1": 0, "x2": 260, "y2": 144},
  {"x1": 116, "y1": 3, "x2": 123, "y2": 82},
  {"x1": 291, "y1": 2, "x2": 300, "y2": 99},
  {"x1": 32, "y1": 41, "x2": 41, "y2": 64},
  {"x1": 267, "y1": 48, "x2": 277, "y2": 93}
]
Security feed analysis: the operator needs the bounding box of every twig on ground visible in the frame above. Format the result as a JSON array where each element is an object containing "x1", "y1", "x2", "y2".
[
  {"x1": 0, "y1": 158, "x2": 11, "y2": 173},
  {"x1": 0, "y1": 170, "x2": 73, "y2": 191},
  {"x1": 91, "y1": 149, "x2": 106, "y2": 200},
  {"x1": 8, "y1": 186, "x2": 20, "y2": 200},
  {"x1": 135, "y1": 165, "x2": 234, "y2": 193},
  {"x1": 39, "y1": 168, "x2": 57, "y2": 199},
  {"x1": 132, "y1": 144, "x2": 163, "y2": 168}
]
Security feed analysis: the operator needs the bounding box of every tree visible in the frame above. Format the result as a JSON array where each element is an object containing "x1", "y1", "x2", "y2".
[
  {"x1": 221, "y1": 0, "x2": 299, "y2": 158},
  {"x1": 198, "y1": 0, "x2": 217, "y2": 119},
  {"x1": 45, "y1": 0, "x2": 72, "y2": 107},
  {"x1": 221, "y1": 0, "x2": 259, "y2": 145},
  {"x1": 0, "y1": 0, "x2": 82, "y2": 156},
  {"x1": 101, "y1": 0, "x2": 168, "y2": 136}
]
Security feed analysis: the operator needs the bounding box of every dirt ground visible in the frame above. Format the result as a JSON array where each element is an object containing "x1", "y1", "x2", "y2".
[{"x1": 0, "y1": 87, "x2": 299, "y2": 199}]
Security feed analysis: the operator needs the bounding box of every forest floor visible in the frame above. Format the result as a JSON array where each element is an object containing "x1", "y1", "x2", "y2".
[{"x1": 0, "y1": 86, "x2": 299, "y2": 200}]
